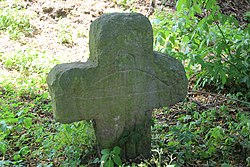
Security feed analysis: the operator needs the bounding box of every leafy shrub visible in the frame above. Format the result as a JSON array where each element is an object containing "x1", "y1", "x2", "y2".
[{"x1": 152, "y1": 0, "x2": 250, "y2": 99}]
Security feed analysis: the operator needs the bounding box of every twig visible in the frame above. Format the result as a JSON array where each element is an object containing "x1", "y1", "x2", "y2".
[
  {"x1": 146, "y1": 0, "x2": 155, "y2": 17},
  {"x1": 189, "y1": 90, "x2": 250, "y2": 106},
  {"x1": 211, "y1": 14, "x2": 242, "y2": 74}
]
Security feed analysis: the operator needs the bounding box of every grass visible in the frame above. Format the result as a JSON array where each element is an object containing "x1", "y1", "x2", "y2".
[
  {"x1": 57, "y1": 19, "x2": 74, "y2": 45},
  {"x1": 0, "y1": 5, "x2": 34, "y2": 39}
]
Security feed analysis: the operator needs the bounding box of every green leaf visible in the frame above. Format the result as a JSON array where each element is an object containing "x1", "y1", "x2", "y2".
[
  {"x1": 13, "y1": 154, "x2": 21, "y2": 161},
  {"x1": 213, "y1": 14, "x2": 219, "y2": 21},
  {"x1": 113, "y1": 155, "x2": 122, "y2": 166},
  {"x1": 157, "y1": 36, "x2": 165, "y2": 46},
  {"x1": 206, "y1": 0, "x2": 213, "y2": 10},
  {"x1": 206, "y1": 145, "x2": 216, "y2": 155},
  {"x1": 158, "y1": 31, "x2": 166, "y2": 40},
  {"x1": 5, "y1": 118, "x2": 18, "y2": 124},
  {"x1": 176, "y1": 0, "x2": 186, "y2": 12},
  {"x1": 219, "y1": 70, "x2": 227, "y2": 85},
  {"x1": 0, "y1": 142, "x2": 7, "y2": 155},
  {"x1": 24, "y1": 117, "x2": 32, "y2": 128},
  {"x1": 211, "y1": 126, "x2": 224, "y2": 140},
  {"x1": 221, "y1": 163, "x2": 233, "y2": 167},
  {"x1": 215, "y1": 43, "x2": 223, "y2": 56},
  {"x1": 92, "y1": 157, "x2": 99, "y2": 163},
  {"x1": 211, "y1": 6, "x2": 217, "y2": 15},
  {"x1": 100, "y1": 154, "x2": 109, "y2": 163},
  {"x1": 64, "y1": 124, "x2": 72, "y2": 133},
  {"x1": 169, "y1": 36, "x2": 175, "y2": 45},
  {"x1": 193, "y1": 4, "x2": 202, "y2": 14},
  {"x1": 202, "y1": 23, "x2": 209, "y2": 33},
  {"x1": 112, "y1": 146, "x2": 121, "y2": 155},
  {"x1": 167, "y1": 141, "x2": 179, "y2": 146},
  {"x1": 196, "y1": 56, "x2": 206, "y2": 68},
  {"x1": 186, "y1": 0, "x2": 191, "y2": 8},
  {"x1": 105, "y1": 158, "x2": 114, "y2": 167},
  {"x1": 220, "y1": 14, "x2": 227, "y2": 25},
  {"x1": 101, "y1": 149, "x2": 110, "y2": 155},
  {"x1": 183, "y1": 36, "x2": 189, "y2": 43},
  {"x1": 207, "y1": 18, "x2": 213, "y2": 25},
  {"x1": 19, "y1": 146, "x2": 30, "y2": 156}
]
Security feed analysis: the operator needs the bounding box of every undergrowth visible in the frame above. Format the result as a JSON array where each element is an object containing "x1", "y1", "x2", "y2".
[{"x1": 151, "y1": 103, "x2": 250, "y2": 166}]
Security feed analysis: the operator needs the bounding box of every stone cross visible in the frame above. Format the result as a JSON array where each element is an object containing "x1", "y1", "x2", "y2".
[{"x1": 47, "y1": 13, "x2": 188, "y2": 159}]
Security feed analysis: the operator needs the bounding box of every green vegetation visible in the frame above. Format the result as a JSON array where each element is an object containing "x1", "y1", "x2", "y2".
[
  {"x1": 0, "y1": 48, "x2": 96, "y2": 166},
  {"x1": 99, "y1": 146, "x2": 122, "y2": 167},
  {"x1": 151, "y1": 103, "x2": 250, "y2": 166},
  {"x1": 0, "y1": 0, "x2": 249, "y2": 166},
  {"x1": 57, "y1": 19, "x2": 74, "y2": 45},
  {"x1": 0, "y1": 6, "x2": 34, "y2": 39},
  {"x1": 148, "y1": 0, "x2": 250, "y2": 165},
  {"x1": 1, "y1": 49, "x2": 59, "y2": 74},
  {"x1": 152, "y1": 0, "x2": 250, "y2": 100}
]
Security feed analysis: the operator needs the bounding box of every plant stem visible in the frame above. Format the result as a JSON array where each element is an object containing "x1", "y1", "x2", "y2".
[{"x1": 212, "y1": 14, "x2": 241, "y2": 73}]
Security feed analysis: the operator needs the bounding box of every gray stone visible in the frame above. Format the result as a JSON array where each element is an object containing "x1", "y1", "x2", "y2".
[{"x1": 47, "y1": 13, "x2": 188, "y2": 159}]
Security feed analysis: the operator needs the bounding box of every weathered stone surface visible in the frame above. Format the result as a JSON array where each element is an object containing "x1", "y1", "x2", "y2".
[{"x1": 47, "y1": 13, "x2": 188, "y2": 159}]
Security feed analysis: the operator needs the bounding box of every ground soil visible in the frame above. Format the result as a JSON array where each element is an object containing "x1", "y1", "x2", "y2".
[
  {"x1": 0, "y1": 0, "x2": 160, "y2": 65},
  {"x1": 0, "y1": 0, "x2": 149, "y2": 80}
]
